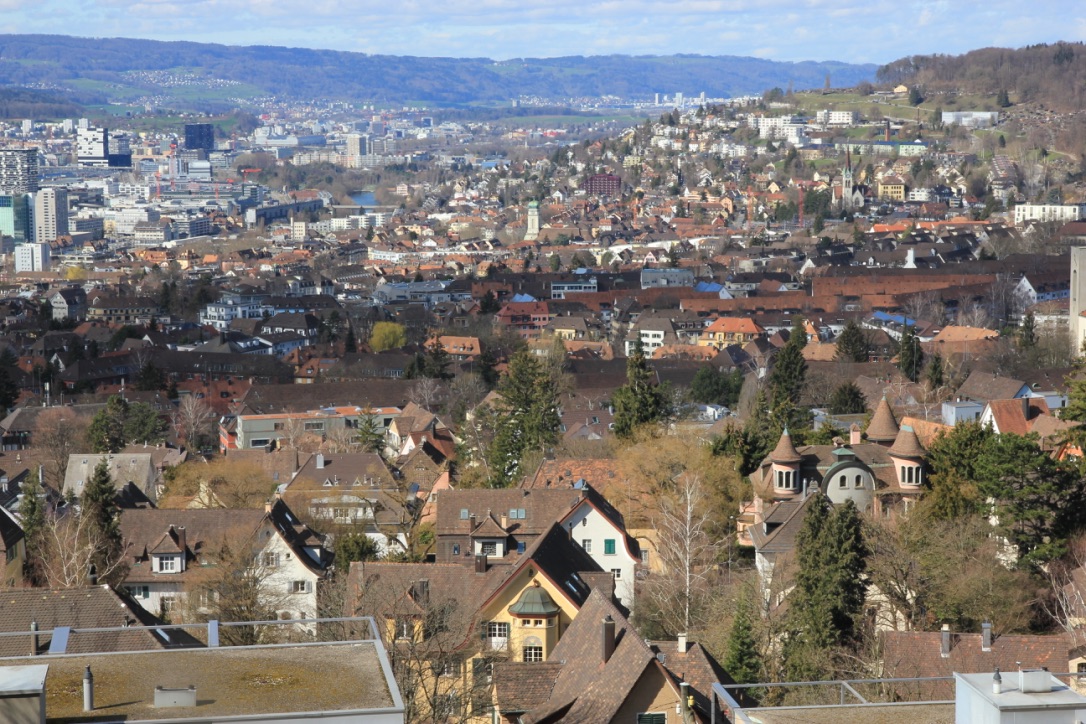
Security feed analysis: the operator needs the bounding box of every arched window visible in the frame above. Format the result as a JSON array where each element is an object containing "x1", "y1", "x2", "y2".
[
  {"x1": 839, "y1": 475, "x2": 847, "y2": 489},
  {"x1": 854, "y1": 474, "x2": 863, "y2": 489}
]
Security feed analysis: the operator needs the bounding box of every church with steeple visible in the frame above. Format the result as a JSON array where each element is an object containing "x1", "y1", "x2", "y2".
[{"x1": 836, "y1": 149, "x2": 866, "y2": 212}]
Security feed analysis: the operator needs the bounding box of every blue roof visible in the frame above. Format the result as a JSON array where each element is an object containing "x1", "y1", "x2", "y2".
[
  {"x1": 694, "y1": 281, "x2": 723, "y2": 293},
  {"x1": 510, "y1": 293, "x2": 537, "y2": 303},
  {"x1": 872, "y1": 311, "x2": 917, "y2": 326}
]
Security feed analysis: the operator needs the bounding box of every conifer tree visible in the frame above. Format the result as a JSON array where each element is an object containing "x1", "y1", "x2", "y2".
[
  {"x1": 926, "y1": 352, "x2": 945, "y2": 389},
  {"x1": 724, "y1": 598, "x2": 762, "y2": 688},
  {"x1": 834, "y1": 320, "x2": 870, "y2": 363},
  {"x1": 828, "y1": 382, "x2": 867, "y2": 415},
  {"x1": 487, "y1": 349, "x2": 561, "y2": 486},
  {"x1": 612, "y1": 342, "x2": 670, "y2": 438},
  {"x1": 783, "y1": 497, "x2": 868, "y2": 681},
  {"x1": 897, "y1": 325, "x2": 924, "y2": 382},
  {"x1": 80, "y1": 459, "x2": 123, "y2": 583},
  {"x1": 768, "y1": 319, "x2": 808, "y2": 409},
  {"x1": 20, "y1": 468, "x2": 45, "y2": 581},
  {"x1": 344, "y1": 325, "x2": 357, "y2": 353}
]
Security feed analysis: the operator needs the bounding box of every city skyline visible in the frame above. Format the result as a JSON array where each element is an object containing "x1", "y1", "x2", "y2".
[{"x1": 3, "y1": 0, "x2": 1083, "y2": 64}]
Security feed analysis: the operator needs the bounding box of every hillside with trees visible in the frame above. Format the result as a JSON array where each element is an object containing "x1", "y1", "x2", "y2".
[{"x1": 877, "y1": 42, "x2": 1086, "y2": 110}]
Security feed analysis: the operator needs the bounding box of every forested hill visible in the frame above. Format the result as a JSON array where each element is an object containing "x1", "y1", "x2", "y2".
[
  {"x1": 0, "y1": 88, "x2": 83, "y2": 119},
  {"x1": 0, "y1": 34, "x2": 876, "y2": 105},
  {"x1": 877, "y1": 42, "x2": 1086, "y2": 110}
]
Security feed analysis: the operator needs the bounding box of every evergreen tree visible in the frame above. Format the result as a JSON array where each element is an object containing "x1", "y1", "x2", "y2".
[
  {"x1": 1019, "y1": 312, "x2": 1037, "y2": 349},
  {"x1": 479, "y1": 290, "x2": 501, "y2": 315},
  {"x1": 612, "y1": 342, "x2": 670, "y2": 439},
  {"x1": 487, "y1": 349, "x2": 562, "y2": 487},
  {"x1": 834, "y1": 320, "x2": 870, "y2": 363},
  {"x1": 925, "y1": 352, "x2": 945, "y2": 389},
  {"x1": 356, "y1": 411, "x2": 385, "y2": 455},
  {"x1": 81, "y1": 459, "x2": 123, "y2": 581},
  {"x1": 87, "y1": 395, "x2": 167, "y2": 453},
  {"x1": 477, "y1": 346, "x2": 499, "y2": 389},
  {"x1": 897, "y1": 325, "x2": 924, "y2": 382},
  {"x1": 20, "y1": 468, "x2": 45, "y2": 581},
  {"x1": 768, "y1": 320, "x2": 808, "y2": 409},
  {"x1": 0, "y1": 347, "x2": 19, "y2": 410},
  {"x1": 344, "y1": 325, "x2": 358, "y2": 353},
  {"x1": 422, "y1": 339, "x2": 453, "y2": 380},
  {"x1": 828, "y1": 382, "x2": 867, "y2": 415},
  {"x1": 997, "y1": 89, "x2": 1011, "y2": 108},
  {"x1": 784, "y1": 497, "x2": 868, "y2": 680},
  {"x1": 689, "y1": 365, "x2": 744, "y2": 407},
  {"x1": 135, "y1": 362, "x2": 166, "y2": 391},
  {"x1": 724, "y1": 598, "x2": 762, "y2": 688}
]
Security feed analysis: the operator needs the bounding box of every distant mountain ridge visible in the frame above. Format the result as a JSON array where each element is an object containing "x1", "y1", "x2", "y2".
[{"x1": 0, "y1": 34, "x2": 877, "y2": 106}]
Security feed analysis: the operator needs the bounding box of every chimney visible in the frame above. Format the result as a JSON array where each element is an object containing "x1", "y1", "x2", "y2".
[
  {"x1": 315, "y1": 453, "x2": 325, "y2": 469},
  {"x1": 993, "y1": 668, "x2": 1002, "y2": 695},
  {"x1": 474, "y1": 554, "x2": 487, "y2": 574},
  {"x1": 176, "y1": 526, "x2": 187, "y2": 559},
  {"x1": 500, "y1": 514, "x2": 508, "y2": 529},
  {"x1": 849, "y1": 423, "x2": 861, "y2": 446},
  {"x1": 30, "y1": 621, "x2": 38, "y2": 656},
  {"x1": 602, "y1": 615, "x2": 616, "y2": 663},
  {"x1": 469, "y1": 514, "x2": 477, "y2": 531},
  {"x1": 677, "y1": 632, "x2": 688, "y2": 654},
  {"x1": 83, "y1": 666, "x2": 94, "y2": 712},
  {"x1": 679, "y1": 681, "x2": 691, "y2": 721},
  {"x1": 940, "y1": 624, "x2": 951, "y2": 658},
  {"x1": 982, "y1": 622, "x2": 992, "y2": 652}
]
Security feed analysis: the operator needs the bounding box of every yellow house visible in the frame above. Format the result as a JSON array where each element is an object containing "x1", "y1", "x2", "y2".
[
  {"x1": 347, "y1": 523, "x2": 608, "y2": 722},
  {"x1": 493, "y1": 590, "x2": 729, "y2": 723},
  {"x1": 697, "y1": 316, "x2": 765, "y2": 349},
  {"x1": 878, "y1": 176, "x2": 907, "y2": 202}
]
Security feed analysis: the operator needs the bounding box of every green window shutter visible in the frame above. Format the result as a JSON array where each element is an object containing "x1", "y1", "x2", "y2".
[{"x1": 604, "y1": 539, "x2": 616, "y2": 555}]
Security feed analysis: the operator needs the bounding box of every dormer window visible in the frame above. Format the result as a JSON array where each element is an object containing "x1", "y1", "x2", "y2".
[{"x1": 154, "y1": 554, "x2": 181, "y2": 573}]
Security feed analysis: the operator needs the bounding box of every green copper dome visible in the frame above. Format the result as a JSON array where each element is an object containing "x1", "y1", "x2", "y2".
[{"x1": 508, "y1": 583, "x2": 560, "y2": 616}]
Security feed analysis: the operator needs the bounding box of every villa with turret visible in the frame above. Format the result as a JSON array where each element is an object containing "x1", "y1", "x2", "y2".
[{"x1": 745, "y1": 398, "x2": 927, "y2": 604}]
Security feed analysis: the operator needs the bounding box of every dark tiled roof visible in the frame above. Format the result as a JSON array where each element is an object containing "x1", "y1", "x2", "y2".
[
  {"x1": 493, "y1": 662, "x2": 563, "y2": 713},
  {"x1": 0, "y1": 586, "x2": 187, "y2": 656},
  {"x1": 881, "y1": 629, "x2": 1069, "y2": 697},
  {"x1": 954, "y1": 371, "x2": 1027, "y2": 403}
]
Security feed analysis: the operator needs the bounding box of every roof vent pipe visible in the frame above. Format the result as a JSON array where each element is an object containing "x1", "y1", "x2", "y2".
[{"x1": 83, "y1": 666, "x2": 94, "y2": 712}]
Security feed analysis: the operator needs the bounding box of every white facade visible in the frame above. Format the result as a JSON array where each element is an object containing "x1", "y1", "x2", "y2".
[
  {"x1": 1014, "y1": 203, "x2": 1083, "y2": 226},
  {"x1": 14, "y1": 242, "x2": 50, "y2": 273},
  {"x1": 816, "y1": 110, "x2": 859, "y2": 126},
  {"x1": 32, "y1": 188, "x2": 68, "y2": 242},
  {"x1": 561, "y1": 500, "x2": 639, "y2": 609},
  {"x1": 76, "y1": 127, "x2": 109, "y2": 167}
]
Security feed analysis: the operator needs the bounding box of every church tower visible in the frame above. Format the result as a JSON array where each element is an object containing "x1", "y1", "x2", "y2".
[
  {"x1": 525, "y1": 200, "x2": 540, "y2": 241},
  {"x1": 840, "y1": 149, "x2": 854, "y2": 211}
]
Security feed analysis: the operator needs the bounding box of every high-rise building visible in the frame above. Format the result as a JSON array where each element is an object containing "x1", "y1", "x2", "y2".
[
  {"x1": 0, "y1": 194, "x2": 32, "y2": 243},
  {"x1": 14, "y1": 242, "x2": 50, "y2": 273},
  {"x1": 32, "y1": 188, "x2": 68, "y2": 242},
  {"x1": 0, "y1": 149, "x2": 40, "y2": 194},
  {"x1": 184, "y1": 123, "x2": 215, "y2": 152},
  {"x1": 77, "y1": 127, "x2": 109, "y2": 167}
]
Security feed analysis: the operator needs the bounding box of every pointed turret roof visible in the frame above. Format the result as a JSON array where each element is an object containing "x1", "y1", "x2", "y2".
[
  {"x1": 866, "y1": 397, "x2": 900, "y2": 443},
  {"x1": 768, "y1": 428, "x2": 802, "y2": 465},
  {"x1": 888, "y1": 425, "x2": 926, "y2": 459}
]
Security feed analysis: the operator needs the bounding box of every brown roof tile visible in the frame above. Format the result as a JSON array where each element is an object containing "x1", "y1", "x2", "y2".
[
  {"x1": 866, "y1": 397, "x2": 900, "y2": 442},
  {"x1": 888, "y1": 425, "x2": 926, "y2": 459},
  {"x1": 768, "y1": 430, "x2": 802, "y2": 464}
]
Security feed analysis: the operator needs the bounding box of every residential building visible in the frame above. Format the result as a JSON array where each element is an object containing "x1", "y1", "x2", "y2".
[
  {"x1": 0, "y1": 148, "x2": 39, "y2": 194},
  {"x1": 640, "y1": 267, "x2": 695, "y2": 289},
  {"x1": 13, "y1": 242, "x2": 50, "y2": 273},
  {"x1": 48, "y1": 286, "x2": 87, "y2": 321},
  {"x1": 495, "y1": 301, "x2": 551, "y2": 339},
  {"x1": 434, "y1": 482, "x2": 641, "y2": 607},
  {"x1": 63, "y1": 453, "x2": 161, "y2": 504},
  {"x1": 698, "y1": 316, "x2": 765, "y2": 348},
  {"x1": 232, "y1": 406, "x2": 400, "y2": 450},
  {"x1": 86, "y1": 296, "x2": 158, "y2": 324},
  {"x1": 32, "y1": 188, "x2": 68, "y2": 242},
  {"x1": 1014, "y1": 203, "x2": 1083, "y2": 226},
  {"x1": 492, "y1": 590, "x2": 729, "y2": 723},
  {"x1": 878, "y1": 176, "x2": 907, "y2": 202},
  {"x1": 281, "y1": 451, "x2": 412, "y2": 557},
  {"x1": 118, "y1": 498, "x2": 330, "y2": 625}
]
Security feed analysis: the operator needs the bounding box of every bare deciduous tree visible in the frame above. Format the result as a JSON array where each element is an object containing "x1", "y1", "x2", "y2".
[
  {"x1": 36, "y1": 407, "x2": 91, "y2": 489},
  {"x1": 643, "y1": 474, "x2": 721, "y2": 635},
  {"x1": 36, "y1": 511, "x2": 129, "y2": 589},
  {"x1": 172, "y1": 395, "x2": 216, "y2": 450}
]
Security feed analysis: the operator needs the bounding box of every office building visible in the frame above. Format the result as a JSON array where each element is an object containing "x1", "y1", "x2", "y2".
[
  {"x1": 184, "y1": 122, "x2": 215, "y2": 152},
  {"x1": 0, "y1": 148, "x2": 39, "y2": 194},
  {"x1": 33, "y1": 188, "x2": 68, "y2": 242},
  {"x1": 77, "y1": 127, "x2": 131, "y2": 168},
  {"x1": 0, "y1": 194, "x2": 31, "y2": 243},
  {"x1": 14, "y1": 242, "x2": 50, "y2": 272}
]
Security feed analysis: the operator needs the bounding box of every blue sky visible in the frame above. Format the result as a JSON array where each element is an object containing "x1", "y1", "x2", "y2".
[{"x1": 5, "y1": 0, "x2": 1085, "y2": 62}]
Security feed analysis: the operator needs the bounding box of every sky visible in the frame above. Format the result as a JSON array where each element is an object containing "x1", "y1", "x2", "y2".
[{"x1": 4, "y1": 0, "x2": 1085, "y2": 63}]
